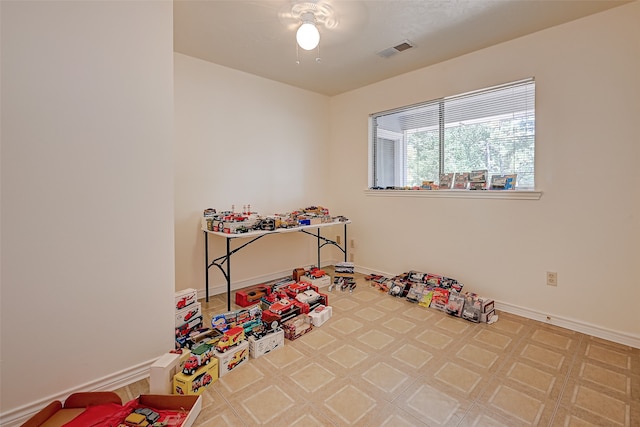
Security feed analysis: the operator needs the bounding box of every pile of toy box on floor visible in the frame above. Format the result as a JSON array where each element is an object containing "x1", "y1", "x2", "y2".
[
  {"x1": 154, "y1": 267, "x2": 334, "y2": 397},
  {"x1": 366, "y1": 270, "x2": 496, "y2": 323}
]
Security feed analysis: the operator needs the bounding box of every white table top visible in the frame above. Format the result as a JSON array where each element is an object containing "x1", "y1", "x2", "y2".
[{"x1": 203, "y1": 219, "x2": 351, "y2": 239}]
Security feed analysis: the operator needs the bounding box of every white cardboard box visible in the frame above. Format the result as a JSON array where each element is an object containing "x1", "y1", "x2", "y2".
[
  {"x1": 308, "y1": 305, "x2": 332, "y2": 327},
  {"x1": 215, "y1": 340, "x2": 249, "y2": 377},
  {"x1": 482, "y1": 308, "x2": 496, "y2": 323},
  {"x1": 176, "y1": 302, "x2": 202, "y2": 328},
  {"x1": 300, "y1": 274, "x2": 331, "y2": 288},
  {"x1": 149, "y1": 350, "x2": 191, "y2": 394},
  {"x1": 248, "y1": 329, "x2": 284, "y2": 359},
  {"x1": 175, "y1": 288, "x2": 198, "y2": 311}
]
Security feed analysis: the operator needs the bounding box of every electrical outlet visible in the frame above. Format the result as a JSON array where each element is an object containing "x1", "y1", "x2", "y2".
[
  {"x1": 336, "y1": 235, "x2": 341, "y2": 245},
  {"x1": 546, "y1": 271, "x2": 558, "y2": 286}
]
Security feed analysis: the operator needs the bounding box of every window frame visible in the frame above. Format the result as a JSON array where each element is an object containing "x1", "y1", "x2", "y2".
[{"x1": 368, "y1": 78, "x2": 539, "y2": 198}]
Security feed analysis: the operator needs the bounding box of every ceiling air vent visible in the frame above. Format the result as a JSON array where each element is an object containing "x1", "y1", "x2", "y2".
[{"x1": 377, "y1": 40, "x2": 414, "y2": 58}]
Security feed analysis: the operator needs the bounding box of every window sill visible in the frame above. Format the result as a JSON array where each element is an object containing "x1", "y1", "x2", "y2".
[{"x1": 364, "y1": 189, "x2": 542, "y2": 200}]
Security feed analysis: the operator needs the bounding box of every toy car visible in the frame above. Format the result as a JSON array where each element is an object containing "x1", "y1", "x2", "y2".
[
  {"x1": 134, "y1": 408, "x2": 160, "y2": 424},
  {"x1": 269, "y1": 298, "x2": 294, "y2": 315},
  {"x1": 295, "y1": 289, "x2": 321, "y2": 305},
  {"x1": 124, "y1": 412, "x2": 149, "y2": 427}
]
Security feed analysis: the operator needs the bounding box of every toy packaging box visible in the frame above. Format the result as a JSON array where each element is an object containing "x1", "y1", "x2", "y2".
[
  {"x1": 175, "y1": 288, "x2": 198, "y2": 311},
  {"x1": 482, "y1": 308, "x2": 496, "y2": 323},
  {"x1": 215, "y1": 340, "x2": 249, "y2": 377},
  {"x1": 248, "y1": 329, "x2": 285, "y2": 358},
  {"x1": 308, "y1": 304, "x2": 332, "y2": 326},
  {"x1": 150, "y1": 350, "x2": 191, "y2": 394},
  {"x1": 176, "y1": 302, "x2": 202, "y2": 327},
  {"x1": 235, "y1": 284, "x2": 271, "y2": 307},
  {"x1": 173, "y1": 358, "x2": 218, "y2": 396},
  {"x1": 444, "y1": 293, "x2": 465, "y2": 317},
  {"x1": 300, "y1": 274, "x2": 331, "y2": 288},
  {"x1": 461, "y1": 294, "x2": 482, "y2": 322},
  {"x1": 283, "y1": 314, "x2": 313, "y2": 340},
  {"x1": 22, "y1": 392, "x2": 202, "y2": 427},
  {"x1": 430, "y1": 288, "x2": 450, "y2": 311}
]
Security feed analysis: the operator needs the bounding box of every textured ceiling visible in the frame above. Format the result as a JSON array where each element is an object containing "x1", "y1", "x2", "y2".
[{"x1": 174, "y1": 0, "x2": 631, "y2": 96}]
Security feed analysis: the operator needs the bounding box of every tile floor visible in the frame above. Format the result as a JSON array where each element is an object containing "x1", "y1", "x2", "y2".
[{"x1": 114, "y1": 270, "x2": 639, "y2": 426}]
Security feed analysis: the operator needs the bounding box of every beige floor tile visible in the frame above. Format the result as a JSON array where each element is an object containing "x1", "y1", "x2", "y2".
[{"x1": 111, "y1": 270, "x2": 639, "y2": 426}]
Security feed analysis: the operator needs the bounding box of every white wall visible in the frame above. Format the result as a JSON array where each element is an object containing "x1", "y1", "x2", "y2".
[
  {"x1": 174, "y1": 54, "x2": 334, "y2": 295},
  {"x1": 329, "y1": 2, "x2": 640, "y2": 343},
  {"x1": 0, "y1": 0, "x2": 174, "y2": 420}
]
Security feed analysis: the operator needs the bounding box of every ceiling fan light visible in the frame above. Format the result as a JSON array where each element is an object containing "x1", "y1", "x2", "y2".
[{"x1": 296, "y1": 22, "x2": 320, "y2": 50}]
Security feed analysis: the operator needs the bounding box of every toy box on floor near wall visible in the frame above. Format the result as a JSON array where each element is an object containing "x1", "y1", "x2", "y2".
[
  {"x1": 150, "y1": 350, "x2": 191, "y2": 394},
  {"x1": 173, "y1": 358, "x2": 218, "y2": 396},
  {"x1": 283, "y1": 314, "x2": 313, "y2": 340},
  {"x1": 175, "y1": 288, "x2": 197, "y2": 310},
  {"x1": 482, "y1": 308, "x2": 496, "y2": 323},
  {"x1": 308, "y1": 304, "x2": 332, "y2": 327},
  {"x1": 215, "y1": 340, "x2": 249, "y2": 377},
  {"x1": 248, "y1": 329, "x2": 284, "y2": 358},
  {"x1": 176, "y1": 302, "x2": 202, "y2": 327}
]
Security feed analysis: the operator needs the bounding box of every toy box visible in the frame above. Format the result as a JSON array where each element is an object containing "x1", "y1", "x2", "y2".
[
  {"x1": 175, "y1": 315, "x2": 204, "y2": 345},
  {"x1": 300, "y1": 274, "x2": 331, "y2": 288},
  {"x1": 430, "y1": 288, "x2": 450, "y2": 311},
  {"x1": 175, "y1": 288, "x2": 197, "y2": 311},
  {"x1": 283, "y1": 314, "x2": 313, "y2": 340},
  {"x1": 21, "y1": 392, "x2": 202, "y2": 427},
  {"x1": 215, "y1": 340, "x2": 249, "y2": 377},
  {"x1": 482, "y1": 308, "x2": 496, "y2": 323},
  {"x1": 150, "y1": 350, "x2": 191, "y2": 394},
  {"x1": 248, "y1": 328, "x2": 285, "y2": 358},
  {"x1": 173, "y1": 358, "x2": 218, "y2": 395},
  {"x1": 308, "y1": 304, "x2": 332, "y2": 327},
  {"x1": 445, "y1": 293, "x2": 465, "y2": 317},
  {"x1": 176, "y1": 302, "x2": 202, "y2": 327},
  {"x1": 235, "y1": 284, "x2": 271, "y2": 307}
]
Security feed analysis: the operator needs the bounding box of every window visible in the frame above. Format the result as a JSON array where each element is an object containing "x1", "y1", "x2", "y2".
[{"x1": 370, "y1": 78, "x2": 535, "y2": 190}]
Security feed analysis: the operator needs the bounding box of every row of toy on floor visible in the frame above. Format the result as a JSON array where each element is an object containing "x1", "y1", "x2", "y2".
[{"x1": 366, "y1": 270, "x2": 496, "y2": 323}]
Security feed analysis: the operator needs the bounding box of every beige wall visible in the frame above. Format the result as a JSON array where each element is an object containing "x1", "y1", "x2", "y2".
[
  {"x1": 328, "y1": 2, "x2": 640, "y2": 341},
  {"x1": 174, "y1": 54, "x2": 336, "y2": 296},
  {"x1": 1, "y1": 0, "x2": 174, "y2": 420}
]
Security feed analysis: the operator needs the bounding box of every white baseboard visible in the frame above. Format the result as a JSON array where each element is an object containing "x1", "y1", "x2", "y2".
[
  {"x1": 0, "y1": 358, "x2": 155, "y2": 427},
  {"x1": 495, "y1": 301, "x2": 640, "y2": 349}
]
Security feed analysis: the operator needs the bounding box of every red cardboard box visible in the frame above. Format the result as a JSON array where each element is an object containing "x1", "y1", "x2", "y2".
[{"x1": 235, "y1": 285, "x2": 271, "y2": 307}]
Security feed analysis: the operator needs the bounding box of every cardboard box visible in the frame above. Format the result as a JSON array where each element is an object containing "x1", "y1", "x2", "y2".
[
  {"x1": 175, "y1": 288, "x2": 198, "y2": 311},
  {"x1": 300, "y1": 274, "x2": 331, "y2": 288},
  {"x1": 480, "y1": 298, "x2": 495, "y2": 313},
  {"x1": 215, "y1": 340, "x2": 249, "y2": 377},
  {"x1": 248, "y1": 329, "x2": 285, "y2": 358},
  {"x1": 308, "y1": 305, "x2": 332, "y2": 327},
  {"x1": 176, "y1": 302, "x2": 202, "y2": 327},
  {"x1": 283, "y1": 314, "x2": 313, "y2": 340},
  {"x1": 150, "y1": 350, "x2": 191, "y2": 394},
  {"x1": 482, "y1": 308, "x2": 496, "y2": 323},
  {"x1": 235, "y1": 285, "x2": 270, "y2": 307},
  {"x1": 21, "y1": 392, "x2": 201, "y2": 427},
  {"x1": 173, "y1": 359, "x2": 218, "y2": 396}
]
